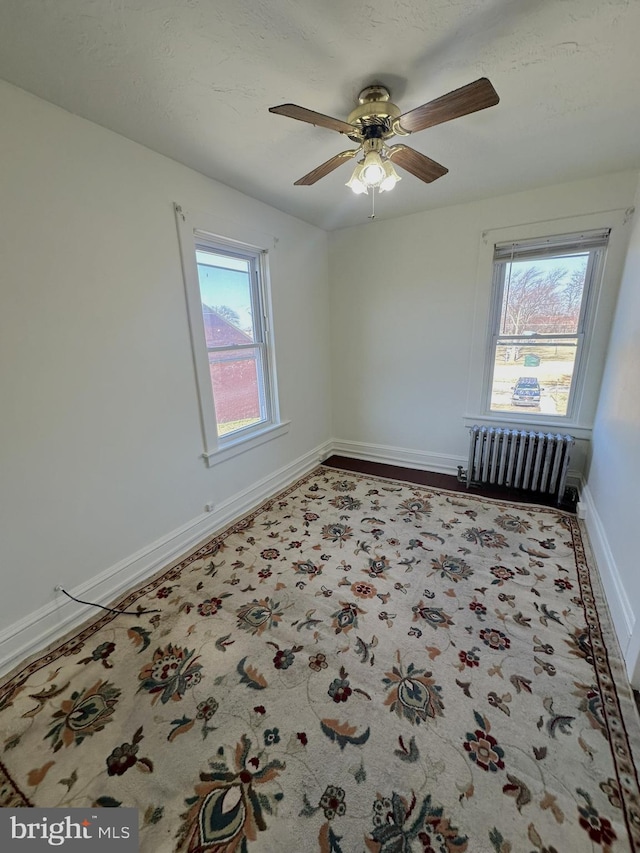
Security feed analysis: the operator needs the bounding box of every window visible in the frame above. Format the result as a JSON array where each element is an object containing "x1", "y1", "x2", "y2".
[
  {"x1": 175, "y1": 205, "x2": 287, "y2": 465},
  {"x1": 196, "y1": 242, "x2": 271, "y2": 438},
  {"x1": 485, "y1": 229, "x2": 609, "y2": 420}
]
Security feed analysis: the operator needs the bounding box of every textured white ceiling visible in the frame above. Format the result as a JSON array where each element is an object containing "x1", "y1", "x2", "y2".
[{"x1": 0, "y1": 0, "x2": 638, "y2": 230}]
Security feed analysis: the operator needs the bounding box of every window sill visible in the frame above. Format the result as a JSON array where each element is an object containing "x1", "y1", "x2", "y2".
[
  {"x1": 203, "y1": 420, "x2": 291, "y2": 467},
  {"x1": 463, "y1": 414, "x2": 592, "y2": 440}
]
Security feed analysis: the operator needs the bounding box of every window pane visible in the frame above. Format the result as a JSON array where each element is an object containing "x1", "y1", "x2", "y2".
[
  {"x1": 196, "y1": 249, "x2": 256, "y2": 341},
  {"x1": 498, "y1": 254, "x2": 588, "y2": 336},
  {"x1": 489, "y1": 339, "x2": 577, "y2": 416},
  {"x1": 489, "y1": 250, "x2": 590, "y2": 417},
  {"x1": 208, "y1": 347, "x2": 266, "y2": 436}
]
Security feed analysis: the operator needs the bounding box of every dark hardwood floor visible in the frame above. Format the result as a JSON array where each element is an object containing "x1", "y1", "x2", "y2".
[{"x1": 322, "y1": 455, "x2": 578, "y2": 513}]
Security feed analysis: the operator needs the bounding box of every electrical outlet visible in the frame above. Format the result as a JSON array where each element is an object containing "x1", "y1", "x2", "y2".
[
  {"x1": 205, "y1": 502, "x2": 215, "y2": 513},
  {"x1": 54, "y1": 585, "x2": 64, "y2": 592}
]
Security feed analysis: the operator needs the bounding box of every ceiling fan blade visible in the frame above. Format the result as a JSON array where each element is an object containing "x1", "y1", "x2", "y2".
[
  {"x1": 387, "y1": 145, "x2": 448, "y2": 183},
  {"x1": 396, "y1": 78, "x2": 499, "y2": 134},
  {"x1": 269, "y1": 104, "x2": 355, "y2": 135},
  {"x1": 294, "y1": 150, "x2": 359, "y2": 185}
]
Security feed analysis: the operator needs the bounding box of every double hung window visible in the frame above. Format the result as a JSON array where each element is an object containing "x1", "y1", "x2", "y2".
[
  {"x1": 175, "y1": 205, "x2": 285, "y2": 465},
  {"x1": 195, "y1": 240, "x2": 272, "y2": 438},
  {"x1": 485, "y1": 229, "x2": 609, "y2": 420}
]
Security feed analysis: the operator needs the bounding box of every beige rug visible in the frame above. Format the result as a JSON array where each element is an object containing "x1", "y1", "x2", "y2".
[{"x1": 1, "y1": 466, "x2": 639, "y2": 852}]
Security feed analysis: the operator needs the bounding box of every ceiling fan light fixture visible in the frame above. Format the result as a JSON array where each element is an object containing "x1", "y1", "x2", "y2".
[
  {"x1": 378, "y1": 159, "x2": 401, "y2": 193},
  {"x1": 346, "y1": 162, "x2": 368, "y2": 194},
  {"x1": 361, "y1": 151, "x2": 385, "y2": 186}
]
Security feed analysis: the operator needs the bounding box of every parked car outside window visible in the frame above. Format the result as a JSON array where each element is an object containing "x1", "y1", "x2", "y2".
[{"x1": 511, "y1": 376, "x2": 541, "y2": 406}]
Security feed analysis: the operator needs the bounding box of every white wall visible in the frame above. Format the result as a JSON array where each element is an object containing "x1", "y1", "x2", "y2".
[
  {"x1": 585, "y1": 176, "x2": 640, "y2": 685},
  {"x1": 0, "y1": 80, "x2": 332, "y2": 649},
  {"x1": 328, "y1": 173, "x2": 637, "y2": 476}
]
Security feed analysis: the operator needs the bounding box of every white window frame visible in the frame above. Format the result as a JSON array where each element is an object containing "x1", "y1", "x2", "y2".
[
  {"x1": 484, "y1": 228, "x2": 609, "y2": 423},
  {"x1": 464, "y1": 208, "x2": 632, "y2": 438},
  {"x1": 175, "y1": 204, "x2": 288, "y2": 466}
]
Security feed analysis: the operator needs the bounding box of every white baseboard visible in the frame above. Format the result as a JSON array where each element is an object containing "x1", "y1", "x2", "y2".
[
  {"x1": 580, "y1": 483, "x2": 636, "y2": 673},
  {"x1": 331, "y1": 438, "x2": 465, "y2": 476},
  {"x1": 0, "y1": 439, "x2": 333, "y2": 678}
]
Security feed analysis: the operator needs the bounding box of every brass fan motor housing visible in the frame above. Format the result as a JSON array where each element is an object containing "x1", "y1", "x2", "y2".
[{"x1": 346, "y1": 86, "x2": 402, "y2": 143}]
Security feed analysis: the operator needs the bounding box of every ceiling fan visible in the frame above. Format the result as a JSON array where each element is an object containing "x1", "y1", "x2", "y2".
[{"x1": 269, "y1": 78, "x2": 499, "y2": 195}]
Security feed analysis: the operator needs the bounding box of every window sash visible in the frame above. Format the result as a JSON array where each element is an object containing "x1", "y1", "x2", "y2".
[
  {"x1": 485, "y1": 232, "x2": 608, "y2": 420},
  {"x1": 196, "y1": 242, "x2": 265, "y2": 345},
  {"x1": 493, "y1": 249, "x2": 602, "y2": 340},
  {"x1": 198, "y1": 244, "x2": 272, "y2": 442},
  {"x1": 208, "y1": 345, "x2": 270, "y2": 437}
]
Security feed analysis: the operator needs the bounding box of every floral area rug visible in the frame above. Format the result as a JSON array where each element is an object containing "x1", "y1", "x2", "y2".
[{"x1": 1, "y1": 466, "x2": 640, "y2": 852}]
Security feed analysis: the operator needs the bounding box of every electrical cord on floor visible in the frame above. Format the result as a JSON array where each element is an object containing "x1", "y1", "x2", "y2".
[{"x1": 56, "y1": 587, "x2": 162, "y2": 616}]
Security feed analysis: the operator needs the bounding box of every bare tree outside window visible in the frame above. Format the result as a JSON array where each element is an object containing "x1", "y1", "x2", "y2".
[
  {"x1": 210, "y1": 305, "x2": 241, "y2": 327},
  {"x1": 500, "y1": 263, "x2": 584, "y2": 337}
]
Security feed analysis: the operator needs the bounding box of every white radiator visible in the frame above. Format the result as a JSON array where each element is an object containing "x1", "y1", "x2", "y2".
[{"x1": 457, "y1": 426, "x2": 574, "y2": 504}]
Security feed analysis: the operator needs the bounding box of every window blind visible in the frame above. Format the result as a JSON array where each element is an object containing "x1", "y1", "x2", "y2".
[{"x1": 494, "y1": 228, "x2": 610, "y2": 262}]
